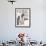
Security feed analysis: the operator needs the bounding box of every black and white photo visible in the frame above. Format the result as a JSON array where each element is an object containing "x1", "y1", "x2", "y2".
[{"x1": 15, "y1": 8, "x2": 31, "y2": 27}]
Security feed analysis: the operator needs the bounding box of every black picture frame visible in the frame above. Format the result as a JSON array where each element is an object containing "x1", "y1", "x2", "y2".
[{"x1": 15, "y1": 8, "x2": 31, "y2": 28}]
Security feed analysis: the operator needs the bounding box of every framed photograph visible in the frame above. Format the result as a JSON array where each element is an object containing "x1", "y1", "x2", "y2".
[{"x1": 15, "y1": 8, "x2": 31, "y2": 28}]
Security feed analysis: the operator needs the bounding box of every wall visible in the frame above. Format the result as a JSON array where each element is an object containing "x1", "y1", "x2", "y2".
[{"x1": 0, "y1": 0, "x2": 46, "y2": 42}]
